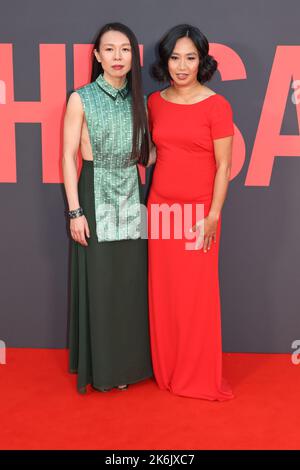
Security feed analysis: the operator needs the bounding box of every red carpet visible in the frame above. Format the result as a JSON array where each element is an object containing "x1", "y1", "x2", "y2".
[{"x1": 0, "y1": 349, "x2": 299, "y2": 450}]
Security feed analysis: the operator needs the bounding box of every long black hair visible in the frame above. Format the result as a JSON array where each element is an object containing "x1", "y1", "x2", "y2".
[
  {"x1": 151, "y1": 24, "x2": 218, "y2": 84},
  {"x1": 91, "y1": 23, "x2": 149, "y2": 166}
]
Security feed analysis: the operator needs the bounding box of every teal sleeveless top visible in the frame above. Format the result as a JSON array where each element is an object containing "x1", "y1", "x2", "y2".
[{"x1": 76, "y1": 73, "x2": 143, "y2": 242}]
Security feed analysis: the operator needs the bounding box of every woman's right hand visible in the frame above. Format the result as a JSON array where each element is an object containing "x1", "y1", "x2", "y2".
[{"x1": 70, "y1": 215, "x2": 90, "y2": 246}]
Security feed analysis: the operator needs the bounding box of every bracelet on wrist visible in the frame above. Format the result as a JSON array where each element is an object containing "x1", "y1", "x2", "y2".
[{"x1": 68, "y1": 207, "x2": 83, "y2": 219}]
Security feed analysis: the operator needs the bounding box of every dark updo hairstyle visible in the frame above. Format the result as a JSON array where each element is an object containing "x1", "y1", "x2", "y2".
[
  {"x1": 151, "y1": 24, "x2": 218, "y2": 84},
  {"x1": 90, "y1": 22, "x2": 149, "y2": 166}
]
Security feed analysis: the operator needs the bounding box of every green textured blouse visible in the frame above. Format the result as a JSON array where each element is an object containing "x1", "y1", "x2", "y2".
[{"x1": 76, "y1": 73, "x2": 143, "y2": 242}]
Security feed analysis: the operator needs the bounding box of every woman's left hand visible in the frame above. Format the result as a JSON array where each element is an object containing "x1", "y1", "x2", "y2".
[{"x1": 190, "y1": 213, "x2": 219, "y2": 252}]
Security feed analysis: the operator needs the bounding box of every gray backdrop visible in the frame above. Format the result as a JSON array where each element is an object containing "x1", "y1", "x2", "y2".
[{"x1": 0, "y1": 0, "x2": 299, "y2": 352}]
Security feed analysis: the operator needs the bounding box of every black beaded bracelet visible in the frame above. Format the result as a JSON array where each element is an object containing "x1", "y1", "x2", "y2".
[{"x1": 68, "y1": 207, "x2": 83, "y2": 219}]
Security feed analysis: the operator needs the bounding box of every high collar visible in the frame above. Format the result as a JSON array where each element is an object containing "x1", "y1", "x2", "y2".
[{"x1": 95, "y1": 73, "x2": 129, "y2": 100}]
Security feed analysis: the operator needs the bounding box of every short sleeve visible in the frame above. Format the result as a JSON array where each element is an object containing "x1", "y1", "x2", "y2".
[{"x1": 210, "y1": 96, "x2": 234, "y2": 139}]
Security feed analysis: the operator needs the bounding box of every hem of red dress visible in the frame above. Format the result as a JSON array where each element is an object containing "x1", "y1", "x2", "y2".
[{"x1": 157, "y1": 384, "x2": 235, "y2": 402}]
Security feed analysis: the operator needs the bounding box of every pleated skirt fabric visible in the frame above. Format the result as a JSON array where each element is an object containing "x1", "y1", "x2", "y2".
[{"x1": 68, "y1": 160, "x2": 153, "y2": 393}]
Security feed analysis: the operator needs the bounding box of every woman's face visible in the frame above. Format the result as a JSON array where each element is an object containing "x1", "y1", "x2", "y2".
[
  {"x1": 167, "y1": 37, "x2": 200, "y2": 86},
  {"x1": 94, "y1": 30, "x2": 132, "y2": 79}
]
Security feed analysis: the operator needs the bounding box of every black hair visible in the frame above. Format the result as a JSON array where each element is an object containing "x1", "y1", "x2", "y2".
[
  {"x1": 91, "y1": 22, "x2": 149, "y2": 166},
  {"x1": 151, "y1": 24, "x2": 218, "y2": 84}
]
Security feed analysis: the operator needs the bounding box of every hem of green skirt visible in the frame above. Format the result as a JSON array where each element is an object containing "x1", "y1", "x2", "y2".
[{"x1": 70, "y1": 370, "x2": 154, "y2": 394}]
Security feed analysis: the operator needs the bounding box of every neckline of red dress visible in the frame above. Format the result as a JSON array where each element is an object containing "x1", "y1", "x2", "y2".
[{"x1": 158, "y1": 90, "x2": 218, "y2": 106}]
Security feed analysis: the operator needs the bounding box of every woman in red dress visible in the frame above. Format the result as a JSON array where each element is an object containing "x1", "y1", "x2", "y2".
[{"x1": 147, "y1": 24, "x2": 235, "y2": 401}]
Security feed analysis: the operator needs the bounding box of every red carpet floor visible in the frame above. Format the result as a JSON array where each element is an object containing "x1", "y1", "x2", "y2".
[{"x1": 0, "y1": 349, "x2": 299, "y2": 450}]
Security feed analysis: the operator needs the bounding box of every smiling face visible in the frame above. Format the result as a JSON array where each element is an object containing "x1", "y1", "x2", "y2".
[
  {"x1": 94, "y1": 30, "x2": 132, "y2": 80},
  {"x1": 167, "y1": 37, "x2": 200, "y2": 86}
]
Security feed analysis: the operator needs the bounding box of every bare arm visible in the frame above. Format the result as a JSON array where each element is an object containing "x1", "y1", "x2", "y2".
[
  {"x1": 208, "y1": 135, "x2": 233, "y2": 220},
  {"x1": 62, "y1": 92, "x2": 90, "y2": 246},
  {"x1": 145, "y1": 103, "x2": 157, "y2": 167},
  {"x1": 146, "y1": 139, "x2": 157, "y2": 167},
  {"x1": 62, "y1": 92, "x2": 83, "y2": 210},
  {"x1": 191, "y1": 135, "x2": 233, "y2": 252}
]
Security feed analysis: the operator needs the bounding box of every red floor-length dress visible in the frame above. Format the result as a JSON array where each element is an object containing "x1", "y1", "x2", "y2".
[{"x1": 147, "y1": 90, "x2": 235, "y2": 401}]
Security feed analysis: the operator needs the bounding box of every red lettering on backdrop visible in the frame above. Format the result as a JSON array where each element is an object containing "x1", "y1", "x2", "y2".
[
  {"x1": 3, "y1": 43, "x2": 298, "y2": 187},
  {"x1": 0, "y1": 44, "x2": 66, "y2": 183},
  {"x1": 0, "y1": 43, "x2": 145, "y2": 183},
  {"x1": 246, "y1": 46, "x2": 300, "y2": 186}
]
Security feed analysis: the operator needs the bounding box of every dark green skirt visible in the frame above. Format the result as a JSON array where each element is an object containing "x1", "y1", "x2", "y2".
[{"x1": 68, "y1": 160, "x2": 153, "y2": 393}]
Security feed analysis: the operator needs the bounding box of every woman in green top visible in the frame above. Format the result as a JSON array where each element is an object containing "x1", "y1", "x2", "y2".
[{"x1": 62, "y1": 23, "x2": 153, "y2": 394}]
